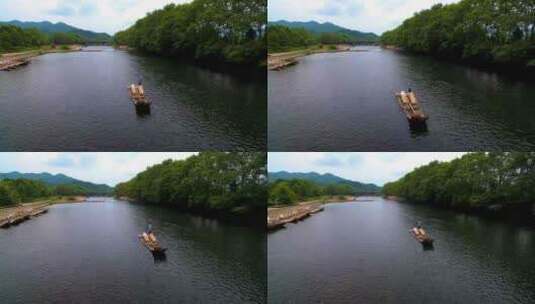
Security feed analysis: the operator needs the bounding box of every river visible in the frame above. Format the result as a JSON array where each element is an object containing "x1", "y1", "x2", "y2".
[
  {"x1": 0, "y1": 198, "x2": 266, "y2": 303},
  {"x1": 268, "y1": 46, "x2": 535, "y2": 151},
  {"x1": 268, "y1": 197, "x2": 535, "y2": 303},
  {"x1": 0, "y1": 47, "x2": 266, "y2": 151}
]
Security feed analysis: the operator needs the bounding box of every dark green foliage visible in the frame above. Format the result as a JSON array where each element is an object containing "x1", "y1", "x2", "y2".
[
  {"x1": 0, "y1": 179, "x2": 50, "y2": 206},
  {"x1": 269, "y1": 20, "x2": 379, "y2": 42},
  {"x1": 0, "y1": 172, "x2": 113, "y2": 195},
  {"x1": 380, "y1": 0, "x2": 535, "y2": 68},
  {"x1": 0, "y1": 20, "x2": 111, "y2": 43},
  {"x1": 268, "y1": 178, "x2": 356, "y2": 206},
  {"x1": 51, "y1": 32, "x2": 83, "y2": 45},
  {"x1": 114, "y1": 152, "x2": 267, "y2": 216},
  {"x1": 383, "y1": 153, "x2": 535, "y2": 209},
  {"x1": 267, "y1": 25, "x2": 317, "y2": 52},
  {"x1": 0, "y1": 25, "x2": 49, "y2": 52},
  {"x1": 269, "y1": 171, "x2": 381, "y2": 193},
  {"x1": 113, "y1": 0, "x2": 266, "y2": 67}
]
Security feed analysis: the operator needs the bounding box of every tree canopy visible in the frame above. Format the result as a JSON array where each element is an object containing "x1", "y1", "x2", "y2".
[
  {"x1": 383, "y1": 152, "x2": 535, "y2": 210},
  {"x1": 267, "y1": 25, "x2": 363, "y2": 53},
  {"x1": 0, "y1": 179, "x2": 90, "y2": 206},
  {"x1": 113, "y1": 0, "x2": 266, "y2": 67},
  {"x1": 114, "y1": 152, "x2": 266, "y2": 218},
  {"x1": 268, "y1": 179, "x2": 355, "y2": 206},
  {"x1": 0, "y1": 25, "x2": 49, "y2": 52},
  {"x1": 380, "y1": 0, "x2": 535, "y2": 69}
]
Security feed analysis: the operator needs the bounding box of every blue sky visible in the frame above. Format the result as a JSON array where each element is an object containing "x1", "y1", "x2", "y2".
[
  {"x1": 268, "y1": 153, "x2": 466, "y2": 186},
  {"x1": 0, "y1": 0, "x2": 191, "y2": 34},
  {"x1": 0, "y1": 153, "x2": 196, "y2": 186},
  {"x1": 269, "y1": 0, "x2": 460, "y2": 34}
]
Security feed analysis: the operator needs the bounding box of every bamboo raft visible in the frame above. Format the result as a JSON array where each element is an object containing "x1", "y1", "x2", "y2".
[
  {"x1": 410, "y1": 227, "x2": 434, "y2": 248},
  {"x1": 139, "y1": 232, "x2": 167, "y2": 256},
  {"x1": 0, "y1": 206, "x2": 48, "y2": 229},
  {"x1": 395, "y1": 91, "x2": 428, "y2": 125},
  {"x1": 267, "y1": 204, "x2": 324, "y2": 231},
  {"x1": 128, "y1": 84, "x2": 150, "y2": 107},
  {"x1": 0, "y1": 58, "x2": 31, "y2": 71}
]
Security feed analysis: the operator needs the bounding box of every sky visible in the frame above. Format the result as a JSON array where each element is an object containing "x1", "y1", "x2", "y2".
[
  {"x1": 0, "y1": 152, "x2": 196, "y2": 186},
  {"x1": 268, "y1": 152, "x2": 466, "y2": 186},
  {"x1": 0, "y1": 0, "x2": 191, "y2": 35},
  {"x1": 269, "y1": 0, "x2": 461, "y2": 34}
]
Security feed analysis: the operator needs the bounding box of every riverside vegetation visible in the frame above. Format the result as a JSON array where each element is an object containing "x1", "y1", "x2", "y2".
[
  {"x1": 383, "y1": 152, "x2": 535, "y2": 216},
  {"x1": 380, "y1": 0, "x2": 535, "y2": 71},
  {"x1": 0, "y1": 23, "x2": 102, "y2": 53},
  {"x1": 113, "y1": 0, "x2": 266, "y2": 68},
  {"x1": 0, "y1": 179, "x2": 99, "y2": 206},
  {"x1": 115, "y1": 152, "x2": 266, "y2": 223}
]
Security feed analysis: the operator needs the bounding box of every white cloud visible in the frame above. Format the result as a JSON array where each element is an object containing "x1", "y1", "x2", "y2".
[
  {"x1": 269, "y1": 0, "x2": 461, "y2": 34},
  {"x1": 0, "y1": 152, "x2": 197, "y2": 186},
  {"x1": 0, "y1": 0, "x2": 192, "y2": 34},
  {"x1": 268, "y1": 152, "x2": 466, "y2": 186}
]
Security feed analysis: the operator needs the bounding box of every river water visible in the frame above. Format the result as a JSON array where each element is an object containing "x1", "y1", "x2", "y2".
[
  {"x1": 0, "y1": 47, "x2": 266, "y2": 151},
  {"x1": 268, "y1": 197, "x2": 535, "y2": 303},
  {"x1": 268, "y1": 46, "x2": 535, "y2": 151},
  {"x1": 0, "y1": 198, "x2": 266, "y2": 303}
]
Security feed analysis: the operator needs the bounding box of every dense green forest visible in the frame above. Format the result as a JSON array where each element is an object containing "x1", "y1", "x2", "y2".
[
  {"x1": 380, "y1": 0, "x2": 535, "y2": 69},
  {"x1": 268, "y1": 25, "x2": 364, "y2": 52},
  {"x1": 383, "y1": 153, "x2": 535, "y2": 210},
  {"x1": 0, "y1": 179, "x2": 90, "y2": 206},
  {"x1": 113, "y1": 0, "x2": 266, "y2": 67},
  {"x1": 269, "y1": 171, "x2": 381, "y2": 193},
  {"x1": 114, "y1": 152, "x2": 266, "y2": 219},
  {"x1": 1, "y1": 20, "x2": 111, "y2": 43},
  {"x1": 0, "y1": 25, "x2": 49, "y2": 52},
  {"x1": 0, "y1": 24, "x2": 85, "y2": 52},
  {"x1": 268, "y1": 179, "x2": 355, "y2": 206}
]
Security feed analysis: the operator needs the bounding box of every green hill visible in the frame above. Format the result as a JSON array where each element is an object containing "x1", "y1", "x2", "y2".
[
  {"x1": 269, "y1": 20, "x2": 378, "y2": 43},
  {"x1": 0, "y1": 172, "x2": 113, "y2": 195},
  {"x1": 0, "y1": 20, "x2": 111, "y2": 43},
  {"x1": 269, "y1": 171, "x2": 381, "y2": 194}
]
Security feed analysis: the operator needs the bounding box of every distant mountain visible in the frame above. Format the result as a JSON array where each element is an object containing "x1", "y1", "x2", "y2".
[
  {"x1": 0, "y1": 172, "x2": 113, "y2": 195},
  {"x1": 269, "y1": 171, "x2": 381, "y2": 193},
  {"x1": 0, "y1": 20, "x2": 111, "y2": 43},
  {"x1": 269, "y1": 20, "x2": 378, "y2": 42}
]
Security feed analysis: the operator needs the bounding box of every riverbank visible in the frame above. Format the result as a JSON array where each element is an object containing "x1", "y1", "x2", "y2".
[
  {"x1": 268, "y1": 44, "x2": 365, "y2": 71},
  {"x1": 267, "y1": 195, "x2": 358, "y2": 231},
  {"x1": 0, "y1": 45, "x2": 82, "y2": 71},
  {"x1": 117, "y1": 196, "x2": 265, "y2": 228},
  {"x1": 0, "y1": 196, "x2": 87, "y2": 229}
]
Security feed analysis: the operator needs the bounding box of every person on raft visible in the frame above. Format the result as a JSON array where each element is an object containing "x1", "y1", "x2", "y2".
[
  {"x1": 138, "y1": 76, "x2": 143, "y2": 86},
  {"x1": 147, "y1": 223, "x2": 152, "y2": 234}
]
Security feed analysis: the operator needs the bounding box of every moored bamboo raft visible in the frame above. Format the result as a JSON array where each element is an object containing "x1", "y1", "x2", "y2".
[
  {"x1": 395, "y1": 91, "x2": 428, "y2": 125},
  {"x1": 0, "y1": 205, "x2": 48, "y2": 229},
  {"x1": 0, "y1": 58, "x2": 31, "y2": 71},
  {"x1": 267, "y1": 204, "x2": 324, "y2": 231}
]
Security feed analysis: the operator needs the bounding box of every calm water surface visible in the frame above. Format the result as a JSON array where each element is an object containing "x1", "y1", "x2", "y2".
[
  {"x1": 0, "y1": 198, "x2": 266, "y2": 303},
  {"x1": 0, "y1": 47, "x2": 266, "y2": 150},
  {"x1": 268, "y1": 46, "x2": 535, "y2": 150},
  {"x1": 268, "y1": 197, "x2": 535, "y2": 303}
]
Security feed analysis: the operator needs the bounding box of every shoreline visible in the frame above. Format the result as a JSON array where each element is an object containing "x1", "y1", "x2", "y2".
[
  {"x1": 0, "y1": 45, "x2": 83, "y2": 71},
  {"x1": 0, "y1": 196, "x2": 87, "y2": 229},
  {"x1": 267, "y1": 195, "x2": 361, "y2": 231},
  {"x1": 268, "y1": 44, "x2": 367, "y2": 71}
]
